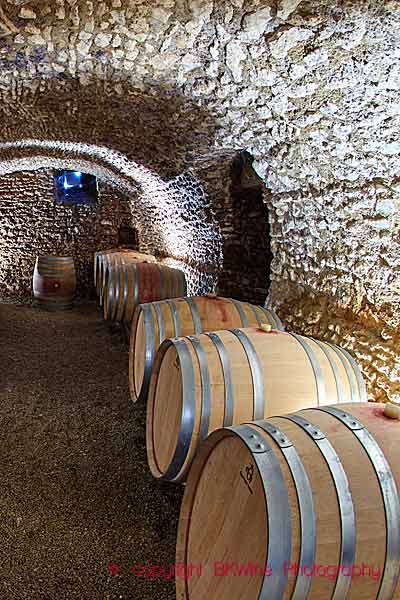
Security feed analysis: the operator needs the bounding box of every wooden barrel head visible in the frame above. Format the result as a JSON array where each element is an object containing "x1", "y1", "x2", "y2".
[
  {"x1": 177, "y1": 403, "x2": 400, "y2": 600},
  {"x1": 132, "y1": 309, "x2": 146, "y2": 400},
  {"x1": 147, "y1": 342, "x2": 184, "y2": 477},
  {"x1": 178, "y1": 431, "x2": 268, "y2": 600}
]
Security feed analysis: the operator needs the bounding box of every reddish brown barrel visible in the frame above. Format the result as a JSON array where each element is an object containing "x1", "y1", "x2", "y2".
[
  {"x1": 33, "y1": 255, "x2": 76, "y2": 310},
  {"x1": 177, "y1": 402, "x2": 400, "y2": 600},
  {"x1": 94, "y1": 249, "x2": 156, "y2": 302},
  {"x1": 147, "y1": 328, "x2": 367, "y2": 482},
  {"x1": 103, "y1": 258, "x2": 187, "y2": 323},
  {"x1": 129, "y1": 296, "x2": 284, "y2": 402}
]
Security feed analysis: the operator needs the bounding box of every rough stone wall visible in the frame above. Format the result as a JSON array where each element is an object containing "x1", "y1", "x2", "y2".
[
  {"x1": 0, "y1": 0, "x2": 398, "y2": 401},
  {"x1": 189, "y1": 150, "x2": 272, "y2": 304},
  {"x1": 268, "y1": 183, "x2": 400, "y2": 404},
  {"x1": 225, "y1": 151, "x2": 272, "y2": 305}
]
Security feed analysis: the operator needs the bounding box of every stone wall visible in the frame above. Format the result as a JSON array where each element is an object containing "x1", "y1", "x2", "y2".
[
  {"x1": 189, "y1": 150, "x2": 272, "y2": 305},
  {"x1": 0, "y1": 0, "x2": 398, "y2": 401},
  {"x1": 267, "y1": 182, "x2": 400, "y2": 404}
]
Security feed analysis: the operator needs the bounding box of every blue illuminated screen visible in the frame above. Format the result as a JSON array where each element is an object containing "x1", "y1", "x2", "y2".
[{"x1": 54, "y1": 170, "x2": 98, "y2": 205}]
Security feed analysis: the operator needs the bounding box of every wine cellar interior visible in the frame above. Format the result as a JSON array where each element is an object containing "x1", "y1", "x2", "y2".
[{"x1": 0, "y1": 1, "x2": 399, "y2": 599}]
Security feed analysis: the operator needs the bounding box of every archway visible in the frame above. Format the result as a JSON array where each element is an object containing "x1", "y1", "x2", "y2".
[{"x1": 0, "y1": 140, "x2": 224, "y2": 300}]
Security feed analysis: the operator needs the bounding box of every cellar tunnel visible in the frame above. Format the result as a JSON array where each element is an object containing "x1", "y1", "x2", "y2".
[
  {"x1": 0, "y1": 136, "x2": 272, "y2": 303},
  {"x1": 0, "y1": 0, "x2": 399, "y2": 598}
]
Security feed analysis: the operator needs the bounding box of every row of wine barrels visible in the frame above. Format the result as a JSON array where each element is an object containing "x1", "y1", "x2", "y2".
[
  {"x1": 94, "y1": 248, "x2": 130, "y2": 300},
  {"x1": 146, "y1": 327, "x2": 367, "y2": 482},
  {"x1": 33, "y1": 255, "x2": 76, "y2": 310},
  {"x1": 129, "y1": 296, "x2": 284, "y2": 403},
  {"x1": 94, "y1": 248, "x2": 156, "y2": 303},
  {"x1": 177, "y1": 402, "x2": 400, "y2": 600},
  {"x1": 102, "y1": 257, "x2": 187, "y2": 323},
  {"x1": 99, "y1": 252, "x2": 154, "y2": 312}
]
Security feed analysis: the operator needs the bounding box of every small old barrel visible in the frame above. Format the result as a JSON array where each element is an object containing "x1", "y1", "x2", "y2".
[
  {"x1": 103, "y1": 258, "x2": 187, "y2": 323},
  {"x1": 33, "y1": 255, "x2": 76, "y2": 310},
  {"x1": 177, "y1": 402, "x2": 400, "y2": 600},
  {"x1": 147, "y1": 328, "x2": 367, "y2": 482},
  {"x1": 129, "y1": 296, "x2": 284, "y2": 403},
  {"x1": 94, "y1": 249, "x2": 156, "y2": 302}
]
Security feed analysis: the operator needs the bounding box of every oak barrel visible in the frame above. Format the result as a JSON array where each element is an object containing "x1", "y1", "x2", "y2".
[
  {"x1": 177, "y1": 402, "x2": 400, "y2": 600},
  {"x1": 103, "y1": 258, "x2": 187, "y2": 323},
  {"x1": 147, "y1": 328, "x2": 367, "y2": 482},
  {"x1": 94, "y1": 249, "x2": 156, "y2": 302},
  {"x1": 33, "y1": 255, "x2": 76, "y2": 310},
  {"x1": 130, "y1": 296, "x2": 284, "y2": 403}
]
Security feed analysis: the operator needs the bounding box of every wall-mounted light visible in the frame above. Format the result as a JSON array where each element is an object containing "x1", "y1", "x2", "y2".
[{"x1": 54, "y1": 169, "x2": 98, "y2": 205}]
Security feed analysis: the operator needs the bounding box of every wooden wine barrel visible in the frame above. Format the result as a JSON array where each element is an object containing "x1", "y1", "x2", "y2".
[
  {"x1": 103, "y1": 258, "x2": 187, "y2": 323},
  {"x1": 33, "y1": 255, "x2": 76, "y2": 310},
  {"x1": 147, "y1": 328, "x2": 367, "y2": 482},
  {"x1": 177, "y1": 402, "x2": 400, "y2": 600},
  {"x1": 94, "y1": 249, "x2": 156, "y2": 302},
  {"x1": 129, "y1": 296, "x2": 284, "y2": 403}
]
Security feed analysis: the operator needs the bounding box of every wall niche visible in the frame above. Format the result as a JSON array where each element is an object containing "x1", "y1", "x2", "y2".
[{"x1": 216, "y1": 151, "x2": 272, "y2": 306}]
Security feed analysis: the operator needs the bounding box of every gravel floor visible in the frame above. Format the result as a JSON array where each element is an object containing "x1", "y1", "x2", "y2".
[{"x1": 0, "y1": 302, "x2": 183, "y2": 600}]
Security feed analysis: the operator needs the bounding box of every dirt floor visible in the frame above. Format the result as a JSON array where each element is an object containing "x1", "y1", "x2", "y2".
[{"x1": 0, "y1": 302, "x2": 183, "y2": 600}]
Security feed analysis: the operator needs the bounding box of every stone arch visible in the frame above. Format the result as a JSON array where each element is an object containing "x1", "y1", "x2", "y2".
[
  {"x1": 0, "y1": 79, "x2": 220, "y2": 179},
  {"x1": 0, "y1": 138, "x2": 224, "y2": 299}
]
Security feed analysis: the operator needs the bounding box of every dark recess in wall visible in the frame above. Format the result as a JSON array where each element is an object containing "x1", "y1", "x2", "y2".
[
  {"x1": 118, "y1": 225, "x2": 139, "y2": 249},
  {"x1": 217, "y1": 150, "x2": 272, "y2": 306}
]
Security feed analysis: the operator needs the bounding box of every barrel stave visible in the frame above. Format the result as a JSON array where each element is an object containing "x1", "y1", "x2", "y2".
[
  {"x1": 33, "y1": 255, "x2": 76, "y2": 310},
  {"x1": 102, "y1": 260, "x2": 187, "y2": 323},
  {"x1": 94, "y1": 249, "x2": 157, "y2": 301}
]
